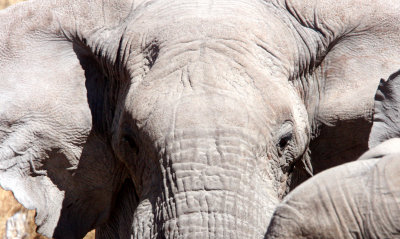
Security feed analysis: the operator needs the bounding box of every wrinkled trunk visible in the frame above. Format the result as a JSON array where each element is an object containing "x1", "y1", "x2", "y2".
[{"x1": 132, "y1": 128, "x2": 279, "y2": 238}]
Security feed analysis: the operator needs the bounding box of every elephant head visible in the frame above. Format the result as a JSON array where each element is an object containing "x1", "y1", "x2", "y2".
[{"x1": 1, "y1": 0, "x2": 400, "y2": 238}]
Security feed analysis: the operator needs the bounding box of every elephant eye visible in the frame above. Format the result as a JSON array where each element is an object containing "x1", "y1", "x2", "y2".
[
  {"x1": 276, "y1": 121, "x2": 294, "y2": 156},
  {"x1": 122, "y1": 135, "x2": 139, "y2": 154},
  {"x1": 278, "y1": 132, "x2": 293, "y2": 150}
]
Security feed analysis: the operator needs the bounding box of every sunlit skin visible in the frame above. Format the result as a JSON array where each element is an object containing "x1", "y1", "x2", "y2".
[{"x1": 1, "y1": 0, "x2": 400, "y2": 238}]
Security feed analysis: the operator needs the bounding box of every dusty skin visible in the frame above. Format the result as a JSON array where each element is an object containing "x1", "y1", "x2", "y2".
[
  {"x1": 0, "y1": 2, "x2": 92, "y2": 239},
  {"x1": 0, "y1": 3, "x2": 40, "y2": 239},
  {"x1": 0, "y1": 4, "x2": 47, "y2": 239},
  {"x1": 1, "y1": 0, "x2": 400, "y2": 238}
]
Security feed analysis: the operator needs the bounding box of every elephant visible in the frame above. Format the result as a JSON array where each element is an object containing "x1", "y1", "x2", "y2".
[
  {"x1": 265, "y1": 71, "x2": 400, "y2": 238},
  {"x1": 1, "y1": 0, "x2": 400, "y2": 238}
]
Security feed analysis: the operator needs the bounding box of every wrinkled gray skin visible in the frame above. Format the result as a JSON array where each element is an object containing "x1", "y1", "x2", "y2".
[
  {"x1": 1, "y1": 0, "x2": 400, "y2": 238},
  {"x1": 266, "y1": 71, "x2": 400, "y2": 238},
  {"x1": 266, "y1": 139, "x2": 400, "y2": 239}
]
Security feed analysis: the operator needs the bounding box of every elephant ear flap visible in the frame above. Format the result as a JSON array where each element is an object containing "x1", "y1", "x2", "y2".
[
  {"x1": 0, "y1": 0, "x2": 135, "y2": 238},
  {"x1": 369, "y1": 70, "x2": 400, "y2": 148}
]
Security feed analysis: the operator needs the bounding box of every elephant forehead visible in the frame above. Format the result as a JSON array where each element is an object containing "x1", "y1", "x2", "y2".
[
  {"x1": 144, "y1": 0, "x2": 267, "y2": 18},
  {"x1": 134, "y1": 0, "x2": 269, "y2": 25},
  {"x1": 123, "y1": 60, "x2": 298, "y2": 145},
  {"x1": 125, "y1": 58, "x2": 295, "y2": 134},
  {"x1": 125, "y1": 0, "x2": 297, "y2": 71}
]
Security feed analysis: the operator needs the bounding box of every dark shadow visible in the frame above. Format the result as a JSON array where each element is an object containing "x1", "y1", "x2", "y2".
[
  {"x1": 309, "y1": 118, "x2": 372, "y2": 174},
  {"x1": 41, "y1": 41, "x2": 138, "y2": 238},
  {"x1": 95, "y1": 178, "x2": 139, "y2": 238}
]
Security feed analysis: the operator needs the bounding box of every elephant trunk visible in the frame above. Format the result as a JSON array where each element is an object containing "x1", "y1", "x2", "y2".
[{"x1": 132, "y1": 127, "x2": 280, "y2": 238}]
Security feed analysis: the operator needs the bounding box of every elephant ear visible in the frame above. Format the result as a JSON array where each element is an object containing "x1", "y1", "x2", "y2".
[
  {"x1": 0, "y1": 0, "x2": 136, "y2": 237},
  {"x1": 369, "y1": 70, "x2": 400, "y2": 148}
]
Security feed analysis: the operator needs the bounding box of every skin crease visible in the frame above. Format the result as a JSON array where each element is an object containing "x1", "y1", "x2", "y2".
[{"x1": 1, "y1": 0, "x2": 400, "y2": 238}]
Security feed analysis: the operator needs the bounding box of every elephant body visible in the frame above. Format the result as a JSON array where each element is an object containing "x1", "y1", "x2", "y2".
[
  {"x1": 266, "y1": 138, "x2": 400, "y2": 238},
  {"x1": 1, "y1": 0, "x2": 400, "y2": 238}
]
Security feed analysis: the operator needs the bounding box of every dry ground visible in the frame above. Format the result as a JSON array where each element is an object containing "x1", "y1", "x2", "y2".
[
  {"x1": 0, "y1": 187, "x2": 96, "y2": 238},
  {"x1": 1, "y1": 1, "x2": 95, "y2": 238},
  {"x1": 0, "y1": 0, "x2": 24, "y2": 9},
  {"x1": 0, "y1": 189, "x2": 46, "y2": 239}
]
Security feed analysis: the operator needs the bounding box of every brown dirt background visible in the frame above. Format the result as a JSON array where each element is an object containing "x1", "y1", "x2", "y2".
[
  {"x1": 0, "y1": 189, "x2": 97, "y2": 239},
  {"x1": 0, "y1": 0, "x2": 24, "y2": 9},
  {"x1": 0, "y1": 1, "x2": 95, "y2": 238}
]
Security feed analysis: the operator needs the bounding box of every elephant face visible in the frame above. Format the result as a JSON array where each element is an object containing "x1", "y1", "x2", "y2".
[
  {"x1": 2, "y1": 0, "x2": 400, "y2": 238},
  {"x1": 107, "y1": 3, "x2": 311, "y2": 237},
  {"x1": 0, "y1": 1, "x2": 311, "y2": 237}
]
